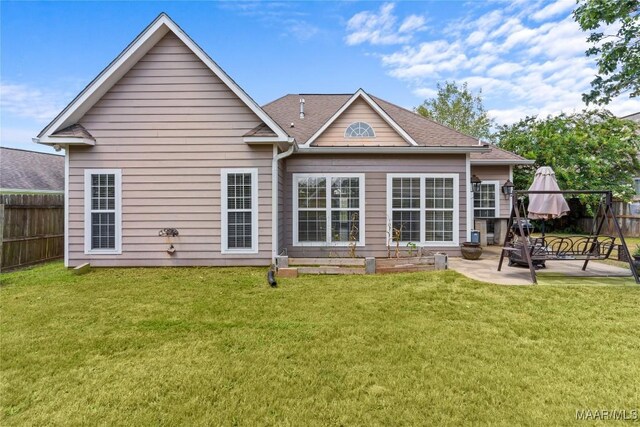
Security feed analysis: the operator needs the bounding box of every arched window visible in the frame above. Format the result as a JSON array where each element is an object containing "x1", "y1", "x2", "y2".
[{"x1": 344, "y1": 122, "x2": 375, "y2": 138}]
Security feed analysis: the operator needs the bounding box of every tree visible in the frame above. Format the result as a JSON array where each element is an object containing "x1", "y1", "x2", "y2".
[
  {"x1": 496, "y1": 110, "x2": 640, "y2": 201},
  {"x1": 573, "y1": 0, "x2": 640, "y2": 105},
  {"x1": 415, "y1": 81, "x2": 494, "y2": 140}
]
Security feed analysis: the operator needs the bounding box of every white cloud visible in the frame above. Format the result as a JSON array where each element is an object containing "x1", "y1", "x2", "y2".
[
  {"x1": 0, "y1": 82, "x2": 64, "y2": 121},
  {"x1": 487, "y1": 62, "x2": 524, "y2": 77},
  {"x1": 345, "y1": 3, "x2": 426, "y2": 46},
  {"x1": 413, "y1": 87, "x2": 437, "y2": 99},
  {"x1": 399, "y1": 15, "x2": 427, "y2": 33},
  {"x1": 345, "y1": 0, "x2": 640, "y2": 124},
  {"x1": 531, "y1": 0, "x2": 576, "y2": 21}
]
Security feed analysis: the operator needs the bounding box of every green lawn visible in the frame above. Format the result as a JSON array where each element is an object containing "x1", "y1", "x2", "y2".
[{"x1": 2, "y1": 262, "x2": 639, "y2": 425}]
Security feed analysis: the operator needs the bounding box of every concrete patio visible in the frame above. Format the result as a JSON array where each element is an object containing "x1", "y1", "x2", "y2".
[{"x1": 448, "y1": 246, "x2": 635, "y2": 285}]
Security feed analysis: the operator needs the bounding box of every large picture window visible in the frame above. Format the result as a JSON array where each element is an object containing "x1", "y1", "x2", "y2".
[
  {"x1": 293, "y1": 174, "x2": 365, "y2": 246},
  {"x1": 84, "y1": 169, "x2": 122, "y2": 254},
  {"x1": 387, "y1": 174, "x2": 459, "y2": 246},
  {"x1": 221, "y1": 169, "x2": 258, "y2": 254}
]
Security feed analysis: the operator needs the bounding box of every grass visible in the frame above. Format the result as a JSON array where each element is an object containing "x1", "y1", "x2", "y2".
[{"x1": 2, "y1": 262, "x2": 640, "y2": 426}]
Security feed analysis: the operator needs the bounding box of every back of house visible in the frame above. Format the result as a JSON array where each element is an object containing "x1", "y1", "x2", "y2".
[{"x1": 36, "y1": 14, "x2": 531, "y2": 268}]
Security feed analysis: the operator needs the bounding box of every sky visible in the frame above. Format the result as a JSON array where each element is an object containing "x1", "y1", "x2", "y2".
[{"x1": 1, "y1": 0, "x2": 639, "y2": 154}]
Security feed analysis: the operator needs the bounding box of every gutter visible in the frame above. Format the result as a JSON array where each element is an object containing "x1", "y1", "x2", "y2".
[
  {"x1": 470, "y1": 159, "x2": 535, "y2": 165},
  {"x1": 296, "y1": 146, "x2": 491, "y2": 154},
  {"x1": 271, "y1": 141, "x2": 296, "y2": 261}
]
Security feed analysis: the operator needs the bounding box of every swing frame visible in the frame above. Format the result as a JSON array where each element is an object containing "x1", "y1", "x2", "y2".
[{"x1": 497, "y1": 190, "x2": 640, "y2": 284}]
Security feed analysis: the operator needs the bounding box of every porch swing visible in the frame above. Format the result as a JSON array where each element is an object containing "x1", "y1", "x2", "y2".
[{"x1": 497, "y1": 190, "x2": 640, "y2": 284}]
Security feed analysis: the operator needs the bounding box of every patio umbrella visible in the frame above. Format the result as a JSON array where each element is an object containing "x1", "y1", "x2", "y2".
[{"x1": 527, "y1": 166, "x2": 570, "y2": 236}]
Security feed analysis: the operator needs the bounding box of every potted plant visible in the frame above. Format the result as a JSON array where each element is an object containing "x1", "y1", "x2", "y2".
[{"x1": 460, "y1": 241, "x2": 483, "y2": 260}]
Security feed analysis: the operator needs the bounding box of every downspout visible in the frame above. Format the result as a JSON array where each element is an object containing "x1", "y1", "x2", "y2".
[{"x1": 272, "y1": 141, "x2": 296, "y2": 261}]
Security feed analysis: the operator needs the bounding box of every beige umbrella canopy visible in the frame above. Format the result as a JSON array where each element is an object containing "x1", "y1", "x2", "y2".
[{"x1": 527, "y1": 166, "x2": 570, "y2": 220}]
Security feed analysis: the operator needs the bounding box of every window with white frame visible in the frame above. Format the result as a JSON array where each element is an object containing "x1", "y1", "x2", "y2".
[
  {"x1": 387, "y1": 174, "x2": 459, "y2": 246},
  {"x1": 221, "y1": 169, "x2": 258, "y2": 253},
  {"x1": 293, "y1": 174, "x2": 365, "y2": 246},
  {"x1": 345, "y1": 122, "x2": 375, "y2": 138},
  {"x1": 84, "y1": 169, "x2": 122, "y2": 254},
  {"x1": 474, "y1": 181, "x2": 500, "y2": 218}
]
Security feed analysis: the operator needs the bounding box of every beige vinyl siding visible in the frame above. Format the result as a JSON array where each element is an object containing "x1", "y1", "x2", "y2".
[
  {"x1": 68, "y1": 33, "x2": 273, "y2": 267},
  {"x1": 471, "y1": 165, "x2": 511, "y2": 218},
  {"x1": 313, "y1": 98, "x2": 409, "y2": 147},
  {"x1": 283, "y1": 154, "x2": 468, "y2": 258}
]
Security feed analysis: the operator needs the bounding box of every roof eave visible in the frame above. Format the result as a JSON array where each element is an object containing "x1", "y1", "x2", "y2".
[
  {"x1": 471, "y1": 159, "x2": 535, "y2": 165},
  {"x1": 297, "y1": 146, "x2": 490, "y2": 154},
  {"x1": 33, "y1": 136, "x2": 95, "y2": 146}
]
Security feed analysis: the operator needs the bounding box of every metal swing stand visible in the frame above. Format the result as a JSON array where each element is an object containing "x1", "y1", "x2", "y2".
[{"x1": 497, "y1": 190, "x2": 640, "y2": 284}]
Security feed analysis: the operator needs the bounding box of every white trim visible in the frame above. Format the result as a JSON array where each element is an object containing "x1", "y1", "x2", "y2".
[
  {"x1": 297, "y1": 146, "x2": 488, "y2": 154},
  {"x1": 35, "y1": 136, "x2": 95, "y2": 146},
  {"x1": 83, "y1": 169, "x2": 122, "y2": 255},
  {"x1": 64, "y1": 149, "x2": 69, "y2": 267},
  {"x1": 302, "y1": 89, "x2": 418, "y2": 147},
  {"x1": 466, "y1": 154, "x2": 472, "y2": 242},
  {"x1": 473, "y1": 180, "x2": 500, "y2": 218},
  {"x1": 221, "y1": 168, "x2": 259, "y2": 254},
  {"x1": 292, "y1": 173, "x2": 366, "y2": 247},
  {"x1": 344, "y1": 121, "x2": 376, "y2": 138},
  {"x1": 271, "y1": 144, "x2": 296, "y2": 260},
  {"x1": 386, "y1": 173, "x2": 460, "y2": 247},
  {"x1": 37, "y1": 13, "x2": 288, "y2": 143},
  {"x1": 470, "y1": 159, "x2": 534, "y2": 165}
]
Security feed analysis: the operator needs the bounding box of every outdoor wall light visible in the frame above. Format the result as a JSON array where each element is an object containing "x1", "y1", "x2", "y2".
[
  {"x1": 502, "y1": 180, "x2": 515, "y2": 198},
  {"x1": 471, "y1": 175, "x2": 482, "y2": 193}
]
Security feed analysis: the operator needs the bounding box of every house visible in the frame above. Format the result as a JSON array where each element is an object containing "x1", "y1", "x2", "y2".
[
  {"x1": 34, "y1": 14, "x2": 531, "y2": 268},
  {"x1": 621, "y1": 112, "x2": 640, "y2": 197},
  {"x1": 0, "y1": 147, "x2": 64, "y2": 193}
]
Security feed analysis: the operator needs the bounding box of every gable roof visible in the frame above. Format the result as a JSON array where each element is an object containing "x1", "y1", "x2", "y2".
[
  {"x1": 303, "y1": 89, "x2": 418, "y2": 147},
  {"x1": 263, "y1": 91, "x2": 483, "y2": 148},
  {"x1": 35, "y1": 13, "x2": 289, "y2": 145},
  {"x1": 0, "y1": 148, "x2": 64, "y2": 192}
]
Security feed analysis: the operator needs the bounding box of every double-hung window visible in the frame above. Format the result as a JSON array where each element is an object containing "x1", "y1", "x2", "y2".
[
  {"x1": 221, "y1": 169, "x2": 258, "y2": 254},
  {"x1": 84, "y1": 169, "x2": 122, "y2": 254},
  {"x1": 474, "y1": 181, "x2": 500, "y2": 218},
  {"x1": 387, "y1": 174, "x2": 459, "y2": 246},
  {"x1": 293, "y1": 174, "x2": 365, "y2": 246}
]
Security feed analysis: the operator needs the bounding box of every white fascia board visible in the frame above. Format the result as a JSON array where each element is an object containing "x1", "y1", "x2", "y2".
[
  {"x1": 297, "y1": 146, "x2": 490, "y2": 154},
  {"x1": 243, "y1": 136, "x2": 294, "y2": 144},
  {"x1": 302, "y1": 89, "x2": 418, "y2": 148},
  {"x1": 470, "y1": 159, "x2": 535, "y2": 165},
  {"x1": 35, "y1": 136, "x2": 95, "y2": 146},
  {"x1": 37, "y1": 14, "x2": 288, "y2": 142}
]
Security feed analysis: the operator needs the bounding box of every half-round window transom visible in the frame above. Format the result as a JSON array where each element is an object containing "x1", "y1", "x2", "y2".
[{"x1": 345, "y1": 122, "x2": 375, "y2": 138}]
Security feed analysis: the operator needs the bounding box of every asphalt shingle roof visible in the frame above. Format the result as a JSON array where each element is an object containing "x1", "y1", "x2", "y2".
[
  {"x1": 263, "y1": 92, "x2": 528, "y2": 163},
  {"x1": 0, "y1": 148, "x2": 64, "y2": 192}
]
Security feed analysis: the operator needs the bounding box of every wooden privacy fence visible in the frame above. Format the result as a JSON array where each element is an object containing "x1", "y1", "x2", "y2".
[
  {"x1": 1, "y1": 194, "x2": 64, "y2": 271},
  {"x1": 577, "y1": 200, "x2": 640, "y2": 237}
]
